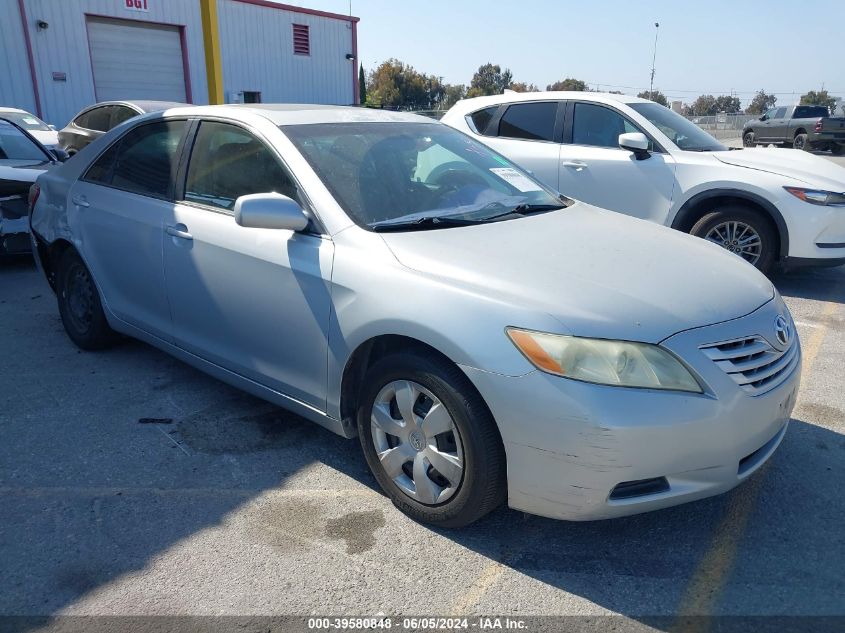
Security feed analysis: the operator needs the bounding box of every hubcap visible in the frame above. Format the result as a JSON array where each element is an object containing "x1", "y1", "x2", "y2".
[
  {"x1": 704, "y1": 221, "x2": 762, "y2": 265},
  {"x1": 65, "y1": 265, "x2": 95, "y2": 333},
  {"x1": 370, "y1": 380, "x2": 464, "y2": 505}
]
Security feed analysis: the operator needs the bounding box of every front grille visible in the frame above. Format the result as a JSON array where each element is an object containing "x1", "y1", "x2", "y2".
[{"x1": 700, "y1": 334, "x2": 798, "y2": 396}]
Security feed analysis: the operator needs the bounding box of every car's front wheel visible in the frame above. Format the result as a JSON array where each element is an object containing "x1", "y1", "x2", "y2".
[
  {"x1": 690, "y1": 206, "x2": 777, "y2": 274},
  {"x1": 357, "y1": 350, "x2": 506, "y2": 527},
  {"x1": 56, "y1": 249, "x2": 117, "y2": 350},
  {"x1": 742, "y1": 131, "x2": 755, "y2": 147}
]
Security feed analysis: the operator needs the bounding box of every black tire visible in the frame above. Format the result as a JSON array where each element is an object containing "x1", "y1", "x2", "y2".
[
  {"x1": 56, "y1": 249, "x2": 117, "y2": 350},
  {"x1": 690, "y1": 205, "x2": 778, "y2": 275},
  {"x1": 793, "y1": 133, "x2": 808, "y2": 151},
  {"x1": 357, "y1": 350, "x2": 506, "y2": 528},
  {"x1": 831, "y1": 144, "x2": 845, "y2": 156},
  {"x1": 742, "y1": 131, "x2": 755, "y2": 147}
]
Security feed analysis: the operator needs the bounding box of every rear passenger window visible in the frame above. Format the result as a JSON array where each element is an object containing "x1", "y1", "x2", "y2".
[
  {"x1": 79, "y1": 107, "x2": 111, "y2": 132},
  {"x1": 468, "y1": 106, "x2": 497, "y2": 135},
  {"x1": 84, "y1": 120, "x2": 185, "y2": 199},
  {"x1": 183, "y1": 121, "x2": 297, "y2": 211},
  {"x1": 498, "y1": 102, "x2": 557, "y2": 141}
]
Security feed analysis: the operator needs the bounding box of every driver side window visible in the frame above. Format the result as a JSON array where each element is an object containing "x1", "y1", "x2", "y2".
[{"x1": 572, "y1": 103, "x2": 652, "y2": 150}]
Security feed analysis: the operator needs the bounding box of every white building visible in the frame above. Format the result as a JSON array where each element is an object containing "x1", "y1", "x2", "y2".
[{"x1": 1, "y1": 0, "x2": 360, "y2": 127}]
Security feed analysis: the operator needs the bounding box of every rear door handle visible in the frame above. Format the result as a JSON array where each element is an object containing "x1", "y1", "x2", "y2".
[
  {"x1": 166, "y1": 224, "x2": 192, "y2": 240},
  {"x1": 562, "y1": 160, "x2": 588, "y2": 169},
  {"x1": 71, "y1": 195, "x2": 89, "y2": 208}
]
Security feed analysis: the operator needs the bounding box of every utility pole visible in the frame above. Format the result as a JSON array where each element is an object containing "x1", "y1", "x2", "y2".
[{"x1": 649, "y1": 22, "x2": 659, "y2": 100}]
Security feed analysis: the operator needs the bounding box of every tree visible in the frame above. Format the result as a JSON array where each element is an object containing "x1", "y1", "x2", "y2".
[
  {"x1": 800, "y1": 89, "x2": 835, "y2": 112},
  {"x1": 546, "y1": 78, "x2": 588, "y2": 92},
  {"x1": 366, "y1": 58, "x2": 430, "y2": 109},
  {"x1": 637, "y1": 90, "x2": 668, "y2": 107},
  {"x1": 442, "y1": 84, "x2": 467, "y2": 109},
  {"x1": 509, "y1": 82, "x2": 539, "y2": 93},
  {"x1": 358, "y1": 63, "x2": 367, "y2": 105},
  {"x1": 714, "y1": 95, "x2": 741, "y2": 114},
  {"x1": 690, "y1": 94, "x2": 717, "y2": 116},
  {"x1": 746, "y1": 89, "x2": 776, "y2": 115},
  {"x1": 466, "y1": 63, "x2": 513, "y2": 97}
]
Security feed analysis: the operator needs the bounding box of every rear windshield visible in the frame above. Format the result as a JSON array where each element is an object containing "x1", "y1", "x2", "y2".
[{"x1": 793, "y1": 105, "x2": 829, "y2": 118}]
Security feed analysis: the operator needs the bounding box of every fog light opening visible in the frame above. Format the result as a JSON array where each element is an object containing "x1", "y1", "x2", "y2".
[{"x1": 609, "y1": 476, "x2": 670, "y2": 500}]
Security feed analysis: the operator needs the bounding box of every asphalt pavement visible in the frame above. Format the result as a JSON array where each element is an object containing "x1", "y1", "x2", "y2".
[{"x1": 1, "y1": 160, "x2": 844, "y2": 630}]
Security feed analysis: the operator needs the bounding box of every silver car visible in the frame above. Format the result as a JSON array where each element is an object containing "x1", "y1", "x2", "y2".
[{"x1": 30, "y1": 105, "x2": 800, "y2": 526}]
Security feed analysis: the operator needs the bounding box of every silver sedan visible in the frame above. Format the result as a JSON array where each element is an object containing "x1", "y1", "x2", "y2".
[{"x1": 30, "y1": 105, "x2": 800, "y2": 526}]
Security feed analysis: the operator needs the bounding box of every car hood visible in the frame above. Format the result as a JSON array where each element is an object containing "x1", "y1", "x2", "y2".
[
  {"x1": 714, "y1": 149, "x2": 845, "y2": 190},
  {"x1": 378, "y1": 203, "x2": 774, "y2": 343}
]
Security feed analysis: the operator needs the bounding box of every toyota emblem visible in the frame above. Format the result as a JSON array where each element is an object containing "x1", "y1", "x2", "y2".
[{"x1": 774, "y1": 315, "x2": 791, "y2": 348}]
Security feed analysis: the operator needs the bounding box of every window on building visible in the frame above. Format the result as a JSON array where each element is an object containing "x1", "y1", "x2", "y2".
[
  {"x1": 243, "y1": 91, "x2": 262, "y2": 104},
  {"x1": 292, "y1": 23, "x2": 310, "y2": 55},
  {"x1": 183, "y1": 121, "x2": 296, "y2": 211},
  {"x1": 497, "y1": 102, "x2": 557, "y2": 141}
]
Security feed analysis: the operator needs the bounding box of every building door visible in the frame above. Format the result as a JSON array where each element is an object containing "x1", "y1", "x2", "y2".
[{"x1": 86, "y1": 16, "x2": 187, "y2": 103}]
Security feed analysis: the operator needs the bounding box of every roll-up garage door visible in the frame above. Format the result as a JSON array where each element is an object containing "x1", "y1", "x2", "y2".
[{"x1": 87, "y1": 17, "x2": 187, "y2": 103}]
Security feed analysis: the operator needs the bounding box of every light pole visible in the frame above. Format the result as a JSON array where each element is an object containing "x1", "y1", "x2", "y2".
[{"x1": 649, "y1": 22, "x2": 659, "y2": 101}]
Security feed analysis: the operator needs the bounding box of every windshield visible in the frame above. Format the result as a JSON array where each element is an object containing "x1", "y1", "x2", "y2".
[
  {"x1": 282, "y1": 122, "x2": 565, "y2": 230},
  {"x1": 0, "y1": 119, "x2": 50, "y2": 163},
  {"x1": 0, "y1": 111, "x2": 51, "y2": 132},
  {"x1": 629, "y1": 103, "x2": 727, "y2": 152}
]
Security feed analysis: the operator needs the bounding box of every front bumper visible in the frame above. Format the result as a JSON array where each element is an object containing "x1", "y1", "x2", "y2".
[
  {"x1": 462, "y1": 299, "x2": 800, "y2": 521},
  {"x1": 778, "y1": 193, "x2": 845, "y2": 261}
]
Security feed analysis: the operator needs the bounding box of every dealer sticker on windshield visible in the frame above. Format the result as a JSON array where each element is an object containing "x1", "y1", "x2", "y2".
[{"x1": 489, "y1": 167, "x2": 542, "y2": 192}]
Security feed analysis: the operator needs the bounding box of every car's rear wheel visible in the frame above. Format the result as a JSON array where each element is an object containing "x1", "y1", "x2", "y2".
[
  {"x1": 831, "y1": 144, "x2": 845, "y2": 156},
  {"x1": 357, "y1": 350, "x2": 506, "y2": 527},
  {"x1": 793, "y1": 133, "x2": 808, "y2": 151},
  {"x1": 690, "y1": 206, "x2": 777, "y2": 274},
  {"x1": 56, "y1": 249, "x2": 117, "y2": 350},
  {"x1": 742, "y1": 131, "x2": 755, "y2": 147}
]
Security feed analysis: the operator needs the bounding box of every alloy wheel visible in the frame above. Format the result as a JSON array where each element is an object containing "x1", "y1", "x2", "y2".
[
  {"x1": 370, "y1": 380, "x2": 464, "y2": 505},
  {"x1": 704, "y1": 221, "x2": 762, "y2": 265}
]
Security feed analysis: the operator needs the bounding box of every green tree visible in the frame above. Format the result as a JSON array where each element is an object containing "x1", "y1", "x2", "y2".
[
  {"x1": 466, "y1": 63, "x2": 513, "y2": 97},
  {"x1": 442, "y1": 84, "x2": 467, "y2": 109},
  {"x1": 546, "y1": 78, "x2": 588, "y2": 92},
  {"x1": 800, "y1": 89, "x2": 835, "y2": 112},
  {"x1": 366, "y1": 58, "x2": 429, "y2": 109},
  {"x1": 637, "y1": 90, "x2": 668, "y2": 107},
  {"x1": 714, "y1": 95, "x2": 742, "y2": 114},
  {"x1": 509, "y1": 82, "x2": 539, "y2": 93},
  {"x1": 746, "y1": 89, "x2": 776, "y2": 115},
  {"x1": 358, "y1": 63, "x2": 367, "y2": 105},
  {"x1": 690, "y1": 94, "x2": 718, "y2": 116}
]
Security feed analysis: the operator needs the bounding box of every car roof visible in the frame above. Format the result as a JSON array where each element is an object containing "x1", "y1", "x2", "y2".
[
  {"x1": 153, "y1": 103, "x2": 436, "y2": 126},
  {"x1": 0, "y1": 107, "x2": 29, "y2": 114},
  {"x1": 445, "y1": 91, "x2": 652, "y2": 115}
]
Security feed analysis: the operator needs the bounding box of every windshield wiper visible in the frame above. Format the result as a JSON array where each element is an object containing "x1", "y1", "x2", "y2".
[
  {"x1": 510, "y1": 203, "x2": 566, "y2": 214},
  {"x1": 372, "y1": 215, "x2": 487, "y2": 232}
]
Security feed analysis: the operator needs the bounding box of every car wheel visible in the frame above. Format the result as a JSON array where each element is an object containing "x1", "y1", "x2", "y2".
[
  {"x1": 357, "y1": 350, "x2": 506, "y2": 527},
  {"x1": 793, "y1": 133, "x2": 808, "y2": 151},
  {"x1": 690, "y1": 206, "x2": 777, "y2": 274},
  {"x1": 56, "y1": 249, "x2": 117, "y2": 350},
  {"x1": 742, "y1": 131, "x2": 755, "y2": 147},
  {"x1": 831, "y1": 144, "x2": 845, "y2": 156}
]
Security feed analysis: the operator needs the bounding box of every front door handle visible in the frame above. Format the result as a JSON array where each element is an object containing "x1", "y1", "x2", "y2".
[
  {"x1": 562, "y1": 160, "x2": 588, "y2": 169},
  {"x1": 166, "y1": 224, "x2": 192, "y2": 240},
  {"x1": 71, "y1": 195, "x2": 89, "y2": 208}
]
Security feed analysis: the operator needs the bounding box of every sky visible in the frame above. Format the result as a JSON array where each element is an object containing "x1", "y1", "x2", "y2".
[{"x1": 279, "y1": 0, "x2": 843, "y2": 108}]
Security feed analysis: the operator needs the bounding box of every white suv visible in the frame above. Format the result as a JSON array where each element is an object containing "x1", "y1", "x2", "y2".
[{"x1": 442, "y1": 92, "x2": 845, "y2": 273}]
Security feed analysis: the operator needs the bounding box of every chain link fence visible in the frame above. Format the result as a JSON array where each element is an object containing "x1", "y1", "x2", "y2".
[{"x1": 684, "y1": 113, "x2": 756, "y2": 141}]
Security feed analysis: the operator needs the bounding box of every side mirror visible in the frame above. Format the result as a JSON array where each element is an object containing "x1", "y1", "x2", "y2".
[
  {"x1": 619, "y1": 132, "x2": 650, "y2": 160},
  {"x1": 50, "y1": 148, "x2": 70, "y2": 162},
  {"x1": 760, "y1": 114, "x2": 768, "y2": 121},
  {"x1": 234, "y1": 192, "x2": 309, "y2": 231}
]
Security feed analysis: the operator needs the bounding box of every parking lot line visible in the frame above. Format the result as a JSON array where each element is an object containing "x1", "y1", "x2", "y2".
[
  {"x1": 672, "y1": 297, "x2": 840, "y2": 630},
  {"x1": 0, "y1": 486, "x2": 379, "y2": 499},
  {"x1": 449, "y1": 560, "x2": 507, "y2": 614}
]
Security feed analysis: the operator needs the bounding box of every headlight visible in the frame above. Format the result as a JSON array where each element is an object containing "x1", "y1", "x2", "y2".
[
  {"x1": 784, "y1": 187, "x2": 845, "y2": 207},
  {"x1": 507, "y1": 328, "x2": 702, "y2": 393}
]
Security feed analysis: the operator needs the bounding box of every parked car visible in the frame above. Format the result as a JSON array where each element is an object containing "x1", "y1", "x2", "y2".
[
  {"x1": 743, "y1": 104, "x2": 845, "y2": 153},
  {"x1": 0, "y1": 117, "x2": 61, "y2": 256},
  {"x1": 0, "y1": 107, "x2": 59, "y2": 149},
  {"x1": 31, "y1": 105, "x2": 800, "y2": 526},
  {"x1": 442, "y1": 92, "x2": 845, "y2": 274},
  {"x1": 57, "y1": 100, "x2": 187, "y2": 155}
]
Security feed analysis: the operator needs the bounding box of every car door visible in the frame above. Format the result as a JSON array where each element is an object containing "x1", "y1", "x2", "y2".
[
  {"x1": 557, "y1": 101, "x2": 676, "y2": 224},
  {"x1": 69, "y1": 119, "x2": 188, "y2": 340},
  {"x1": 472, "y1": 101, "x2": 562, "y2": 190},
  {"x1": 163, "y1": 119, "x2": 333, "y2": 410},
  {"x1": 759, "y1": 107, "x2": 786, "y2": 142}
]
